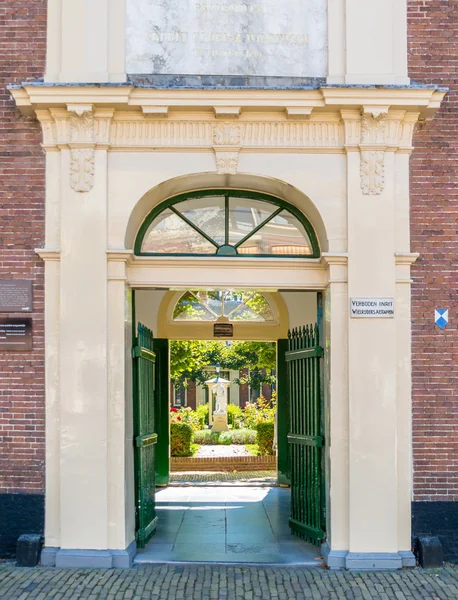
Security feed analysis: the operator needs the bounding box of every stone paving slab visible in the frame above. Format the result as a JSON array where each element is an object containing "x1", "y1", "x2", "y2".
[
  {"x1": 1, "y1": 564, "x2": 458, "y2": 599},
  {"x1": 137, "y1": 486, "x2": 320, "y2": 566}
]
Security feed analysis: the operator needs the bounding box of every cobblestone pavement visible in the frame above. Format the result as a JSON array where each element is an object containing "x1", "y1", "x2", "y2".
[
  {"x1": 1, "y1": 564, "x2": 458, "y2": 599},
  {"x1": 169, "y1": 470, "x2": 277, "y2": 485}
]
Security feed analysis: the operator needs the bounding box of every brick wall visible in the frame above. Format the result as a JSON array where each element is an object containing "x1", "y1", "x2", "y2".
[
  {"x1": 186, "y1": 382, "x2": 197, "y2": 410},
  {"x1": 0, "y1": 1, "x2": 46, "y2": 495},
  {"x1": 408, "y1": 0, "x2": 458, "y2": 501}
]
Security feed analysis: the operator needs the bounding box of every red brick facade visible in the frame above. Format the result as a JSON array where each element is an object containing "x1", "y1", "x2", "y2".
[
  {"x1": 408, "y1": 1, "x2": 458, "y2": 501},
  {"x1": 0, "y1": 1, "x2": 46, "y2": 494}
]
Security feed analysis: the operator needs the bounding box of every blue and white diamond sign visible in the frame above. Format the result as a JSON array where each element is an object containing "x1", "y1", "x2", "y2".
[{"x1": 435, "y1": 308, "x2": 449, "y2": 329}]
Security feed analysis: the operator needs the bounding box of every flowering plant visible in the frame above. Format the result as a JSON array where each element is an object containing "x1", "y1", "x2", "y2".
[{"x1": 170, "y1": 406, "x2": 182, "y2": 422}]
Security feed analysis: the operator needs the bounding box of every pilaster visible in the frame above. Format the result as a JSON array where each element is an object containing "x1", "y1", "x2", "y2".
[
  {"x1": 58, "y1": 104, "x2": 111, "y2": 551},
  {"x1": 321, "y1": 254, "x2": 349, "y2": 561},
  {"x1": 35, "y1": 250, "x2": 61, "y2": 549},
  {"x1": 107, "y1": 253, "x2": 135, "y2": 552}
]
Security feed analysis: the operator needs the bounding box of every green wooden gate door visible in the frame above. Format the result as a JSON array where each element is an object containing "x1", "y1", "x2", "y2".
[
  {"x1": 133, "y1": 323, "x2": 158, "y2": 548},
  {"x1": 153, "y1": 338, "x2": 169, "y2": 487},
  {"x1": 286, "y1": 324, "x2": 325, "y2": 545}
]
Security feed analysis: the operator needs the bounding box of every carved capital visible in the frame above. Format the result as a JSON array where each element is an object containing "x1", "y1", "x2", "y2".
[
  {"x1": 360, "y1": 151, "x2": 385, "y2": 196},
  {"x1": 70, "y1": 148, "x2": 95, "y2": 193},
  {"x1": 214, "y1": 150, "x2": 240, "y2": 175},
  {"x1": 68, "y1": 106, "x2": 95, "y2": 145},
  {"x1": 361, "y1": 111, "x2": 388, "y2": 145},
  {"x1": 213, "y1": 122, "x2": 241, "y2": 146}
]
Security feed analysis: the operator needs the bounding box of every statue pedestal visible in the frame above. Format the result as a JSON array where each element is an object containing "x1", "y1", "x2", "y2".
[{"x1": 212, "y1": 412, "x2": 229, "y2": 433}]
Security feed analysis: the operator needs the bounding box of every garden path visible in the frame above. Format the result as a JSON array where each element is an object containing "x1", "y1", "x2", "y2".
[{"x1": 196, "y1": 444, "x2": 251, "y2": 458}]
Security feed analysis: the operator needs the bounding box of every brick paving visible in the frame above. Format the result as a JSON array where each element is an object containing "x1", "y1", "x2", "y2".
[
  {"x1": 169, "y1": 471, "x2": 276, "y2": 484},
  {"x1": 1, "y1": 564, "x2": 458, "y2": 599}
]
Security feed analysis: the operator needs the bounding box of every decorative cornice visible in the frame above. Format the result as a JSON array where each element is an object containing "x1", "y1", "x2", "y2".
[
  {"x1": 21, "y1": 87, "x2": 446, "y2": 160},
  {"x1": 10, "y1": 84, "x2": 446, "y2": 115}
]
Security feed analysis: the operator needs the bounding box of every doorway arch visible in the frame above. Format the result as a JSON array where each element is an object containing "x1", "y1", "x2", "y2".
[
  {"x1": 124, "y1": 173, "x2": 329, "y2": 253},
  {"x1": 134, "y1": 189, "x2": 320, "y2": 258}
]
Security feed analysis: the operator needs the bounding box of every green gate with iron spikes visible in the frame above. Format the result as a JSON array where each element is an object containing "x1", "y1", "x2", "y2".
[
  {"x1": 286, "y1": 323, "x2": 325, "y2": 546},
  {"x1": 133, "y1": 323, "x2": 158, "y2": 548}
]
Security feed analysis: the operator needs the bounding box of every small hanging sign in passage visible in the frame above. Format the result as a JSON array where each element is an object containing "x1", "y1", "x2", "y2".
[
  {"x1": 214, "y1": 323, "x2": 234, "y2": 338},
  {"x1": 0, "y1": 280, "x2": 33, "y2": 312},
  {"x1": 350, "y1": 298, "x2": 395, "y2": 318},
  {"x1": 0, "y1": 318, "x2": 33, "y2": 351}
]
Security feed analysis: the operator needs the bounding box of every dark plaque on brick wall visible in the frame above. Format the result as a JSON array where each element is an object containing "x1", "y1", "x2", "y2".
[
  {"x1": 214, "y1": 323, "x2": 233, "y2": 338},
  {"x1": 0, "y1": 318, "x2": 33, "y2": 351},
  {"x1": 0, "y1": 280, "x2": 33, "y2": 312}
]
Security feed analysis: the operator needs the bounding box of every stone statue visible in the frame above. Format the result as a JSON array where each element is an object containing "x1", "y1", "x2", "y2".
[{"x1": 214, "y1": 381, "x2": 227, "y2": 413}]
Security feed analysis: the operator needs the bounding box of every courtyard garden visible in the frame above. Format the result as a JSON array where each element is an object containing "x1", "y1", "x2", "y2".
[
  {"x1": 169, "y1": 336, "x2": 277, "y2": 462},
  {"x1": 170, "y1": 395, "x2": 276, "y2": 458}
]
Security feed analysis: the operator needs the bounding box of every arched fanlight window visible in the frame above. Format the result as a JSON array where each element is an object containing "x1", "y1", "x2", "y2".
[
  {"x1": 135, "y1": 190, "x2": 320, "y2": 257},
  {"x1": 173, "y1": 290, "x2": 275, "y2": 323}
]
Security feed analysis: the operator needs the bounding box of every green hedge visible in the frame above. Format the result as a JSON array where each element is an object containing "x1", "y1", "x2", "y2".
[
  {"x1": 255, "y1": 421, "x2": 275, "y2": 456},
  {"x1": 193, "y1": 430, "x2": 221, "y2": 445},
  {"x1": 171, "y1": 422, "x2": 194, "y2": 457},
  {"x1": 193, "y1": 428, "x2": 257, "y2": 445}
]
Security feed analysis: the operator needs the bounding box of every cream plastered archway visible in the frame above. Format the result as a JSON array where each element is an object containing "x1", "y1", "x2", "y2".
[
  {"x1": 156, "y1": 290, "x2": 289, "y2": 340},
  {"x1": 20, "y1": 80, "x2": 444, "y2": 568},
  {"x1": 113, "y1": 173, "x2": 335, "y2": 292}
]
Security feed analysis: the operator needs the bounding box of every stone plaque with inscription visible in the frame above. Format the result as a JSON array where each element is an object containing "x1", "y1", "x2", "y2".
[
  {"x1": 0, "y1": 318, "x2": 33, "y2": 351},
  {"x1": 0, "y1": 280, "x2": 33, "y2": 313},
  {"x1": 126, "y1": 0, "x2": 327, "y2": 78}
]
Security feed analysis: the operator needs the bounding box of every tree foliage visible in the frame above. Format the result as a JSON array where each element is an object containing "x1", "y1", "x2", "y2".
[{"x1": 170, "y1": 340, "x2": 276, "y2": 389}]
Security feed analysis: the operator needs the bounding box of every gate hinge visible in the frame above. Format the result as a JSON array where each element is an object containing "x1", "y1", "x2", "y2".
[{"x1": 132, "y1": 346, "x2": 141, "y2": 358}]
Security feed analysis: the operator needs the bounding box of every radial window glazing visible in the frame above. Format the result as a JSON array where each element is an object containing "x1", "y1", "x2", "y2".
[{"x1": 136, "y1": 191, "x2": 320, "y2": 258}]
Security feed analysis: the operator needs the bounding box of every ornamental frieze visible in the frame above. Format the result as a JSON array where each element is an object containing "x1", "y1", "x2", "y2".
[{"x1": 32, "y1": 104, "x2": 427, "y2": 189}]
